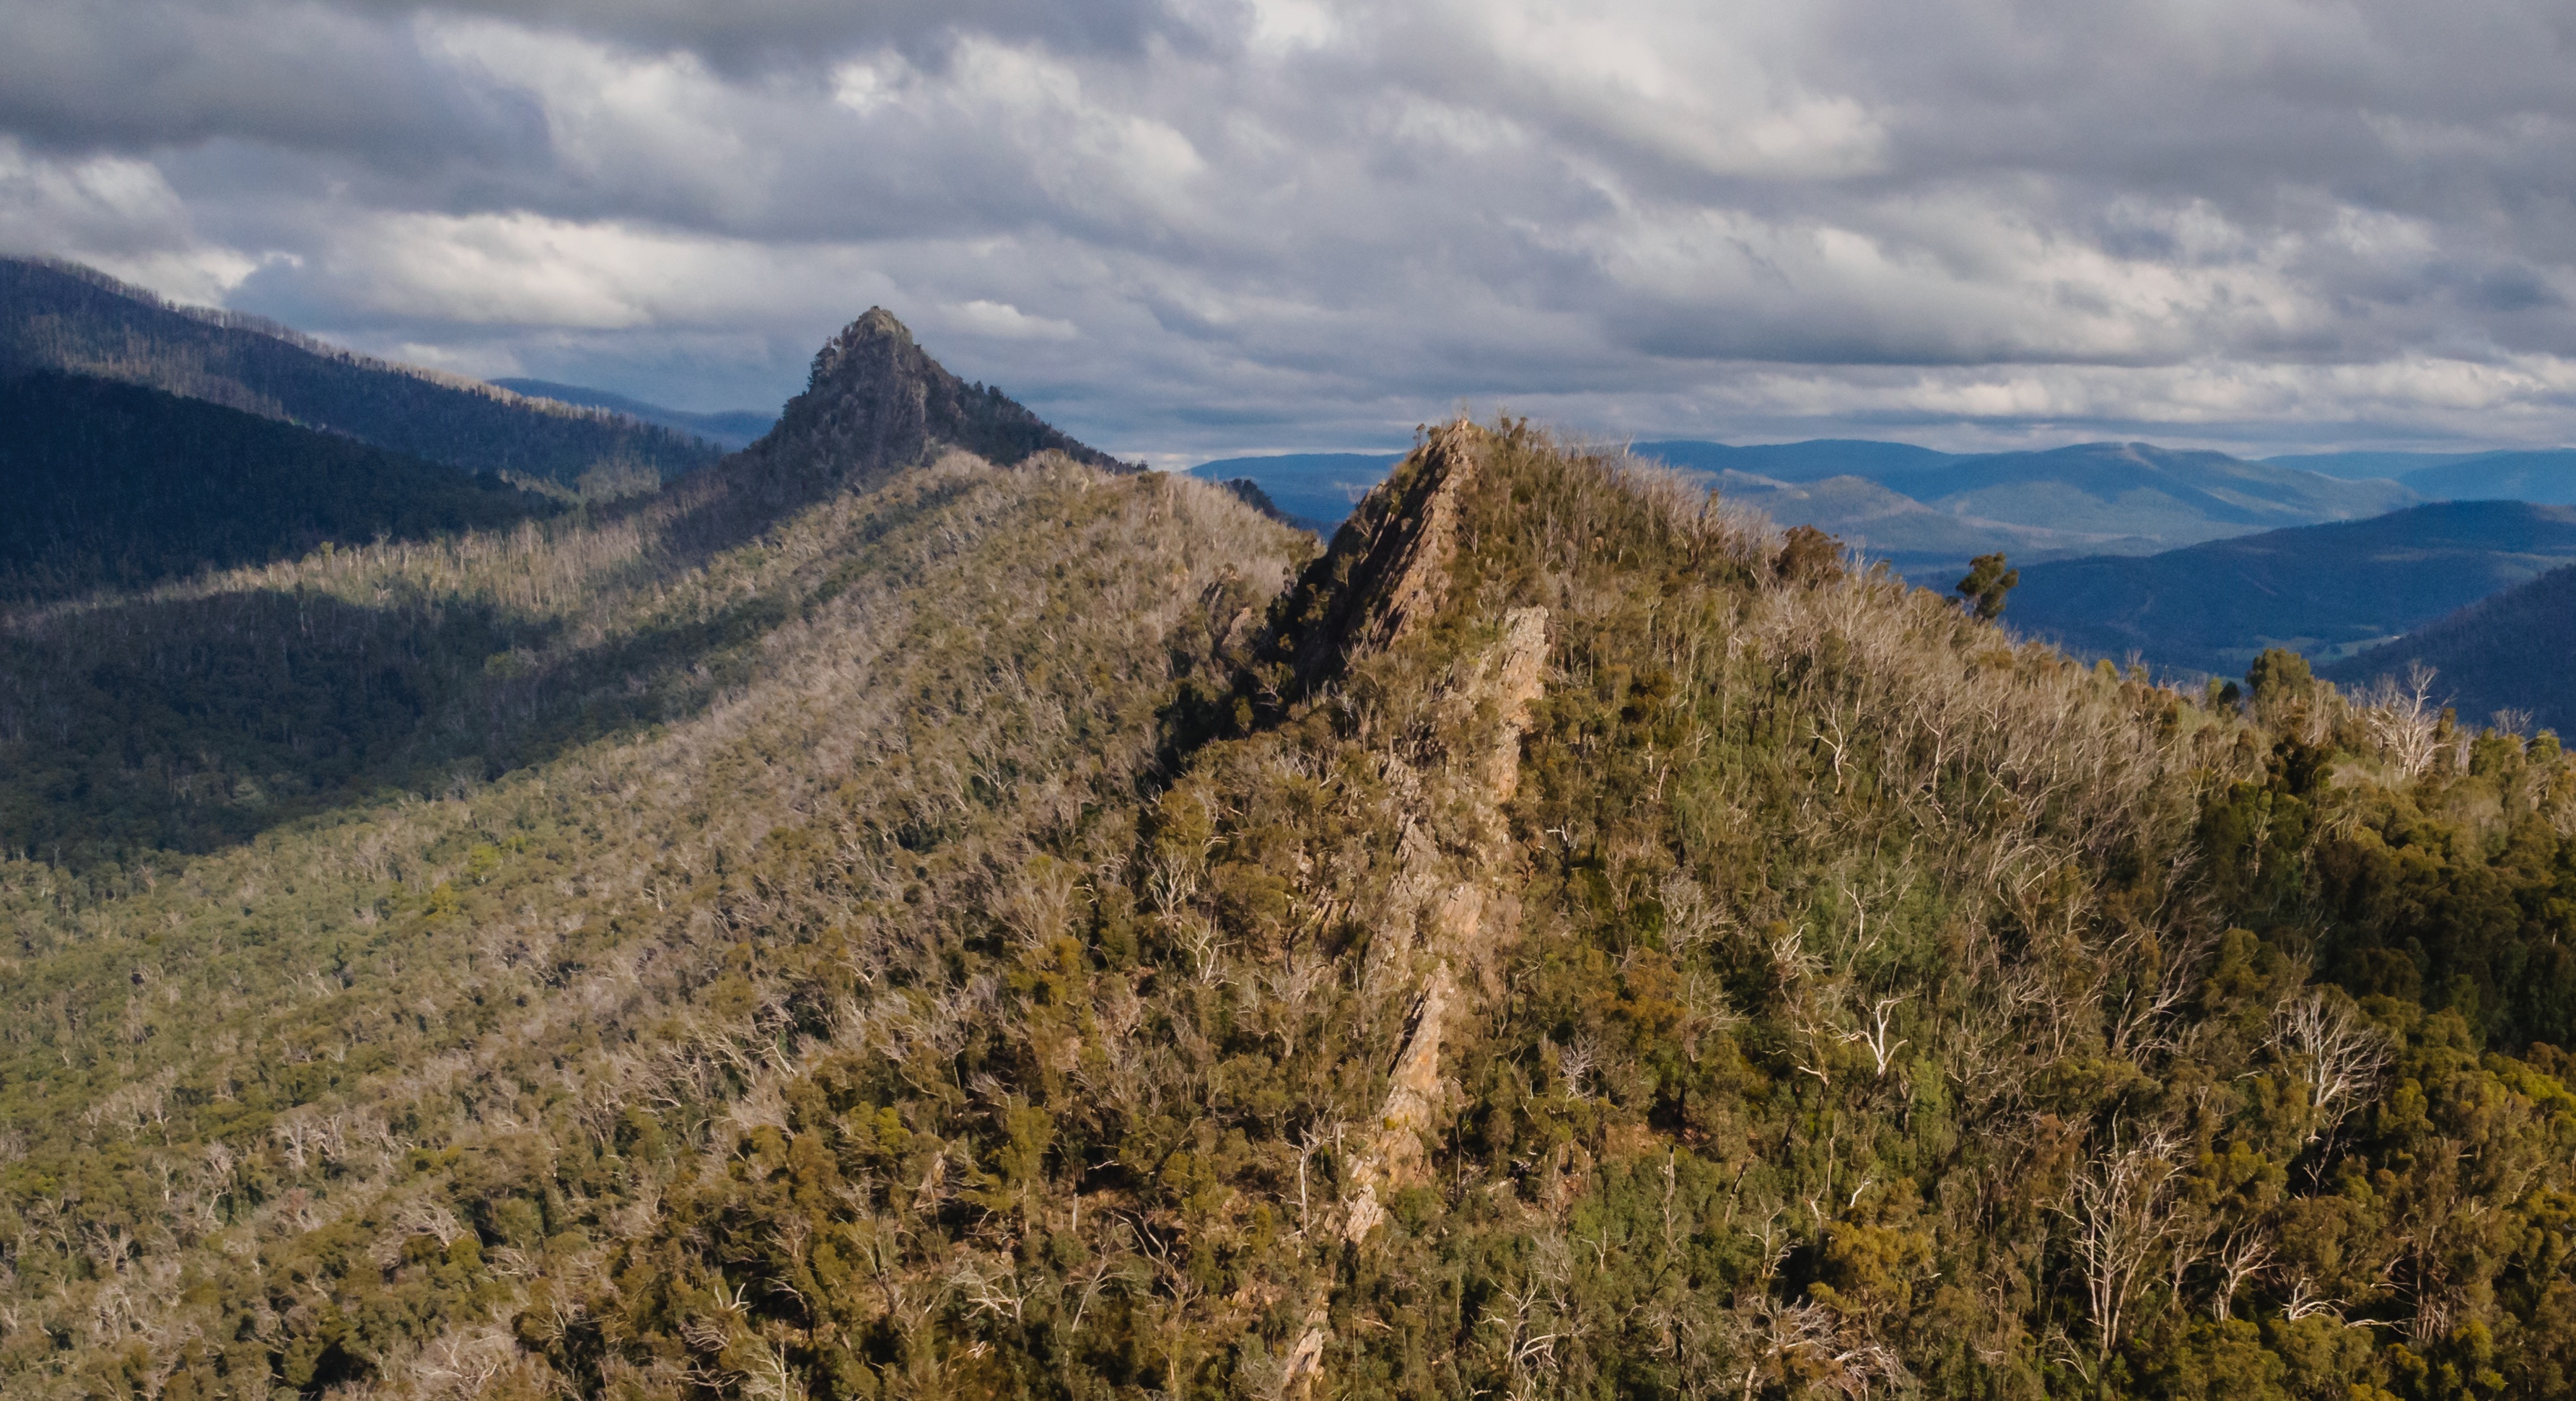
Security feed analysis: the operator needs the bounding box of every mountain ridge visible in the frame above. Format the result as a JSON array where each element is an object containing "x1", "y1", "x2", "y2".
[
  {"x1": 2006, "y1": 499, "x2": 2576, "y2": 676},
  {"x1": 2323, "y1": 562, "x2": 2576, "y2": 731},
  {"x1": 0, "y1": 256, "x2": 719, "y2": 484},
  {"x1": 491, "y1": 377, "x2": 778, "y2": 450},
  {"x1": 6, "y1": 299, "x2": 2576, "y2": 1400}
]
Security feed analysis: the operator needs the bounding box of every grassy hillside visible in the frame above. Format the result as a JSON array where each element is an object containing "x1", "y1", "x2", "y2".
[
  {"x1": 0, "y1": 258, "x2": 718, "y2": 486},
  {"x1": 0, "y1": 370, "x2": 554, "y2": 604},
  {"x1": 2010, "y1": 500, "x2": 2576, "y2": 676},
  {"x1": 2323, "y1": 563, "x2": 2576, "y2": 733}
]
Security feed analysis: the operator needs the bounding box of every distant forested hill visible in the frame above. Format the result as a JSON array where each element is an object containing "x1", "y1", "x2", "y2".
[
  {"x1": 2399, "y1": 448, "x2": 2576, "y2": 504},
  {"x1": 1633, "y1": 436, "x2": 1961, "y2": 483},
  {"x1": 1633, "y1": 438, "x2": 2420, "y2": 582},
  {"x1": 493, "y1": 377, "x2": 778, "y2": 449},
  {"x1": 2324, "y1": 562, "x2": 2576, "y2": 731},
  {"x1": 1187, "y1": 452, "x2": 1400, "y2": 528},
  {"x1": 2007, "y1": 500, "x2": 2576, "y2": 676},
  {"x1": 0, "y1": 257, "x2": 719, "y2": 484},
  {"x1": 0, "y1": 370, "x2": 552, "y2": 602}
]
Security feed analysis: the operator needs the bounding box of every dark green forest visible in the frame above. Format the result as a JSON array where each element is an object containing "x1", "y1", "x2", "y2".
[
  {"x1": 0, "y1": 258, "x2": 719, "y2": 486},
  {"x1": 2326, "y1": 564, "x2": 2576, "y2": 736},
  {"x1": 6, "y1": 309, "x2": 2576, "y2": 1401},
  {"x1": 0, "y1": 371, "x2": 552, "y2": 603},
  {"x1": 2010, "y1": 501, "x2": 2576, "y2": 677}
]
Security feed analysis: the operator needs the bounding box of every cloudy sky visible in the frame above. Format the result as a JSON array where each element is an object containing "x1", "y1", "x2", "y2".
[{"x1": 4, "y1": 0, "x2": 2573, "y2": 463}]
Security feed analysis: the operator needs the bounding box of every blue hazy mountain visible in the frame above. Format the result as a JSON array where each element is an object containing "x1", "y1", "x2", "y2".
[
  {"x1": 2254, "y1": 448, "x2": 2576, "y2": 499},
  {"x1": 2321, "y1": 562, "x2": 2576, "y2": 733},
  {"x1": 2007, "y1": 500, "x2": 2576, "y2": 678},
  {"x1": 2259, "y1": 450, "x2": 2475, "y2": 480},
  {"x1": 2398, "y1": 450, "x2": 2576, "y2": 505},
  {"x1": 1631, "y1": 438, "x2": 1961, "y2": 484},
  {"x1": 1187, "y1": 453, "x2": 1401, "y2": 530},
  {"x1": 1649, "y1": 440, "x2": 2417, "y2": 583},
  {"x1": 493, "y1": 377, "x2": 779, "y2": 450}
]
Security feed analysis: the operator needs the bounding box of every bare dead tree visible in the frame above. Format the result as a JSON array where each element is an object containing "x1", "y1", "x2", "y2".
[
  {"x1": 2357, "y1": 663, "x2": 2444, "y2": 779},
  {"x1": 2269, "y1": 991, "x2": 2393, "y2": 1146},
  {"x1": 2062, "y1": 1130, "x2": 2187, "y2": 1365}
]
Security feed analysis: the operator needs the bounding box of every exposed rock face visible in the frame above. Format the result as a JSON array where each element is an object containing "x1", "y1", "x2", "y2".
[
  {"x1": 730, "y1": 307, "x2": 1128, "y2": 490},
  {"x1": 1278, "y1": 424, "x2": 1552, "y2": 1399},
  {"x1": 1286, "y1": 422, "x2": 1480, "y2": 689}
]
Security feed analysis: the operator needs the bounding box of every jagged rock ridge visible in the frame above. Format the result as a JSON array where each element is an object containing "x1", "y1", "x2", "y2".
[{"x1": 729, "y1": 307, "x2": 1129, "y2": 489}]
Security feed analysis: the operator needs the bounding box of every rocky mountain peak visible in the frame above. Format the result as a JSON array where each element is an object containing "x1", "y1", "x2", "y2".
[{"x1": 732, "y1": 306, "x2": 1126, "y2": 489}]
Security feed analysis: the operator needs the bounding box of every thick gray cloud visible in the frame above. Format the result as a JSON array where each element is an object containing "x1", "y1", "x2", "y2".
[{"x1": 2, "y1": 0, "x2": 2572, "y2": 462}]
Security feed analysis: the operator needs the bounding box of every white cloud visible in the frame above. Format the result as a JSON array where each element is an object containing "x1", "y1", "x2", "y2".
[
  {"x1": 2, "y1": 0, "x2": 2573, "y2": 458},
  {"x1": 945, "y1": 299, "x2": 1081, "y2": 340}
]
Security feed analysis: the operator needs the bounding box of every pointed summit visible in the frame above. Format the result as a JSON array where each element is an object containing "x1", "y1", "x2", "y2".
[{"x1": 732, "y1": 307, "x2": 1126, "y2": 488}]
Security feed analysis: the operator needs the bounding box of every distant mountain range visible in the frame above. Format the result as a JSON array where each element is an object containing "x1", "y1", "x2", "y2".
[
  {"x1": 1655, "y1": 442, "x2": 2420, "y2": 580},
  {"x1": 1187, "y1": 453, "x2": 1401, "y2": 531},
  {"x1": 2004, "y1": 501, "x2": 2576, "y2": 677},
  {"x1": 493, "y1": 377, "x2": 778, "y2": 450},
  {"x1": 1199, "y1": 438, "x2": 2576, "y2": 578},
  {"x1": 2259, "y1": 449, "x2": 2576, "y2": 494},
  {"x1": 2323, "y1": 564, "x2": 2576, "y2": 733},
  {"x1": 0, "y1": 256, "x2": 718, "y2": 484}
]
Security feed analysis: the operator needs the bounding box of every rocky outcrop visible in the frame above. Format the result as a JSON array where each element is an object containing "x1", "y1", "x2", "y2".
[
  {"x1": 728, "y1": 307, "x2": 1128, "y2": 493},
  {"x1": 1277, "y1": 425, "x2": 1551, "y2": 1398},
  {"x1": 1285, "y1": 422, "x2": 1480, "y2": 689}
]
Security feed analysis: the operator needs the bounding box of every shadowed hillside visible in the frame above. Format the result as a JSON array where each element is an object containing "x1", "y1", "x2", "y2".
[
  {"x1": 0, "y1": 370, "x2": 554, "y2": 604},
  {"x1": 2010, "y1": 499, "x2": 2576, "y2": 676},
  {"x1": 0, "y1": 257, "x2": 719, "y2": 485},
  {"x1": 2323, "y1": 562, "x2": 2576, "y2": 732}
]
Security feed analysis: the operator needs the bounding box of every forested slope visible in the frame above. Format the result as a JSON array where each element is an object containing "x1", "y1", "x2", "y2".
[
  {"x1": 7, "y1": 373, "x2": 2576, "y2": 1401},
  {"x1": 0, "y1": 371, "x2": 553, "y2": 604},
  {"x1": 509, "y1": 424, "x2": 2576, "y2": 1400},
  {"x1": 0, "y1": 409, "x2": 1301, "y2": 1396},
  {"x1": 2009, "y1": 500, "x2": 2576, "y2": 676},
  {"x1": 0, "y1": 258, "x2": 717, "y2": 486},
  {"x1": 2324, "y1": 562, "x2": 2576, "y2": 733}
]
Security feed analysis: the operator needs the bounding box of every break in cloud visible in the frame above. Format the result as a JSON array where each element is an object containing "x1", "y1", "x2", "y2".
[{"x1": 1, "y1": 0, "x2": 2572, "y2": 463}]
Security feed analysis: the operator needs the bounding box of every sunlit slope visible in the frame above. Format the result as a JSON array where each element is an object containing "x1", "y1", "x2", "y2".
[
  {"x1": 10, "y1": 419, "x2": 2576, "y2": 1401},
  {"x1": 0, "y1": 458, "x2": 1302, "y2": 1396},
  {"x1": 540, "y1": 424, "x2": 2576, "y2": 1401}
]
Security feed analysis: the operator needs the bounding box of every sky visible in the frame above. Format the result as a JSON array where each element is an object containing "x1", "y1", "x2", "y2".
[{"x1": 3, "y1": 0, "x2": 2574, "y2": 466}]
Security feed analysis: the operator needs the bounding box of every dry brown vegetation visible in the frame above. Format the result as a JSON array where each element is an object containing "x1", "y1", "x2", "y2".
[{"x1": 2, "y1": 420, "x2": 2574, "y2": 1401}]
